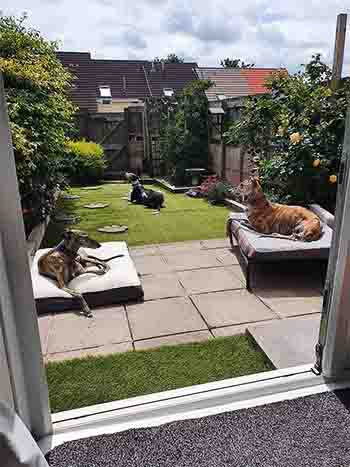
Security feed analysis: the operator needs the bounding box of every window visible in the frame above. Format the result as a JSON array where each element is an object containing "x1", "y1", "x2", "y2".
[
  {"x1": 102, "y1": 98, "x2": 112, "y2": 105},
  {"x1": 163, "y1": 88, "x2": 174, "y2": 97},
  {"x1": 99, "y1": 85, "x2": 111, "y2": 98}
]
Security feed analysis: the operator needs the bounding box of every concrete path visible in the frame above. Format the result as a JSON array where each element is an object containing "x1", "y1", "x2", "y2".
[{"x1": 38, "y1": 238, "x2": 323, "y2": 366}]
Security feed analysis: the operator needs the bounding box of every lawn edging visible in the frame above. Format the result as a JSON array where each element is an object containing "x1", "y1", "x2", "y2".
[
  {"x1": 224, "y1": 199, "x2": 246, "y2": 212},
  {"x1": 155, "y1": 178, "x2": 199, "y2": 193}
]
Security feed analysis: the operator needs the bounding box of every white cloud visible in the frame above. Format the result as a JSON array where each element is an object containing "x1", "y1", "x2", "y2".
[{"x1": 1, "y1": 0, "x2": 349, "y2": 75}]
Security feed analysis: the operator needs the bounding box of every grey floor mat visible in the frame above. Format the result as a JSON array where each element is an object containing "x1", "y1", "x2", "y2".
[{"x1": 46, "y1": 390, "x2": 350, "y2": 467}]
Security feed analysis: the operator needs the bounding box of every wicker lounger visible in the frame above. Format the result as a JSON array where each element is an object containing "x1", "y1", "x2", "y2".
[{"x1": 226, "y1": 205, "x2": 334, "y2": 290}]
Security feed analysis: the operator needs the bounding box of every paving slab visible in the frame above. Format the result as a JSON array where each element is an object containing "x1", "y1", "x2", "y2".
[
  {"x1": 163, "y1": 251, "x2": 222, "y2": 271},
  {"x1": 191, "y1": 289, "x2": 276, "y2": 328},
  {"x1": 157, "y1": 241, "x2": 203, "y2": 255},
  {"x1": 38, "y1": 314, "x2": 53, "y2": 355},
  {"x1": 212, "y1": 319, "x2": 280, "y2": 338},
  {"x1": 127, "y1": 297, "x2": 207, "y2": 340},
  {"x1": 129, "y1": 245, "x2": 161, "y2": 257},
  {"x1": 132, "y1": 255, "x2": 172, "y2": 275},
  {"x1": 255, "y1": 288, "x2": 323, "y2": 318},
  {"x1": 46, "y1": 342, "x2": 132, "y2": 362},
  {"x1": 247, "y1": 314, "x2": 321, "y2": 368},
  {"x1": 47, "y1": 307, "x2": 131, "y2": 354},
  {"x1": 215, "y1": 250, "x2": 239, "y2": 265},
  {"x1": 201, "y1": 238, "x2": 232, "y2": 249},
  {"x1": 227, "y1": 265, "x2": 246, "y2": 283},
  {"x1": 134, "y1": 330, "x2": 212, "y2": 350},
  {"x1": 211, "y1": 325, "x2": 248, "y2": 337},
  {"x1": 178, "y1": 267, "x2": 243, "y2": 295},
  {"x1": 141, "y1": 273, "x2": 185, "y2": 300}
]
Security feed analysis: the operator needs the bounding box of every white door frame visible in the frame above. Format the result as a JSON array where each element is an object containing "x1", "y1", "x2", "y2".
[
  {"x1": 315, "y1": 102, "x2": 350, "y2": 378},
  {"x1": 0, "y1": 74, "x2": 52, "y2": 439}
]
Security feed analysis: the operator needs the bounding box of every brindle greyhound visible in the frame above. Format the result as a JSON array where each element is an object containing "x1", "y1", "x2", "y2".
[{"x1": 38, "y1": 230, "x2": 122, "y2": 317}]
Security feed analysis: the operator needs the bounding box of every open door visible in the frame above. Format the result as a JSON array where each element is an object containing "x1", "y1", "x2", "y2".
[{"x1": 315, "y1": 102, "x2": 350, "y2": 378}]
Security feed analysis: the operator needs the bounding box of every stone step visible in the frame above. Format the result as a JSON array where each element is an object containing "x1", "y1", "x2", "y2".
[{"x1": 247, "y1": 314, "x2": 320, "y2": 369}]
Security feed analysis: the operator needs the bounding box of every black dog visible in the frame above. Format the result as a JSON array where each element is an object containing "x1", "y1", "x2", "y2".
[{"x1": 125, "y1": 173, "x2": 165, "y2": 211}]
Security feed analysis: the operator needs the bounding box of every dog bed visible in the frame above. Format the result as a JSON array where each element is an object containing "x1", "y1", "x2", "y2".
[
  {"x1": 31, "y1": 242, "x2": 144, "y2": 314},
  {"x1": 227, "y1": 205, "x2": 333, "y2": 289}
]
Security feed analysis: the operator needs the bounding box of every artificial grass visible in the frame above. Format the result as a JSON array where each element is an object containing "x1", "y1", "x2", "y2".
[
  {"x1": 46, "y1": 335, "x2": 273, "y2": 413},
  {"x1": 42, "y1": 183, "x2": 229, "y2": 247}
]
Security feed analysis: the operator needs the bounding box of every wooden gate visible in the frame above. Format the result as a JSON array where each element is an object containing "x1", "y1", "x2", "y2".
[{"x1": 88, "y1": 113, "x2": 128, "y2": 178}]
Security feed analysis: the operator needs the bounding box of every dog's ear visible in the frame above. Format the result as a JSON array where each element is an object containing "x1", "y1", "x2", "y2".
[
  {"x1": 251, "y1": 176, "x2": 260, "y2": 187},
  {"x1": 62, "y1": 230, "x2": 71, "y2": 240}
]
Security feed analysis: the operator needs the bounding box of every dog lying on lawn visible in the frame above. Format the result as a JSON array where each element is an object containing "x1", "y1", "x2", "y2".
[
  {"x1": 125, "y1": 172, "x2": 165, "y2": 211},
  {"x1": 241, "y1": 177, "x2": 322, "y2": 241},
  {"x1": 38, "y1": 230, "x2": 123, "y2": 317}
]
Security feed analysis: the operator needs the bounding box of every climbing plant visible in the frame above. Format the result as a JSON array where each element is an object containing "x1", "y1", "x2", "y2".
[
  {"x1": 148, "y1": 79, "x2": 212, "y2": 185},
  {"x1": 225, "y1": 54, "x2": 350, "y2": 211}
]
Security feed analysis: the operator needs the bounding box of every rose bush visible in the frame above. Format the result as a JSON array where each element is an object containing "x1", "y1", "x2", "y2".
[{"x1": 225, "y1": 54, "x2": 349, "y2": 211}]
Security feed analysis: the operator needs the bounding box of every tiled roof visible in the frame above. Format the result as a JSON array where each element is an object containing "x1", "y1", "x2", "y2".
[
  {"x1": 196, "y1": 67, "x2": 286, "y2": 100},
  {"x1": 57, "y1": 51, "x2": 198, "y2": 112}
]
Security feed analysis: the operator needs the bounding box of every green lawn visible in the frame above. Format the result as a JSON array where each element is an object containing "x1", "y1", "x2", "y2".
[
  {"x1": 42, "y1": 183, "x2": 229, "y2": 247},
  {"x1": 47, "y1": 335, "x2": 273, "y2": 413}
]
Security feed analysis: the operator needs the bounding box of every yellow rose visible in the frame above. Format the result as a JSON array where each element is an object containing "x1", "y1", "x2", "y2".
[
  {"x1": 313, "y1": 159, "x2": 320, "y2": 168},
  {"x1": 277, "y1": 126, "x2": 284, "y2": 136},
  {"x1": 290, "y1": 132, "x2": 302, "y2": 145},
  {"x1": 329, "y1": 175, "x2": 337, "y2": 184}
]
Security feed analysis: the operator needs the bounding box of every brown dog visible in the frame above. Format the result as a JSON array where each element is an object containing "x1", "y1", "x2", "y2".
[{"x1": 242, "y1": 177, "x2": 322, "y2": 241}]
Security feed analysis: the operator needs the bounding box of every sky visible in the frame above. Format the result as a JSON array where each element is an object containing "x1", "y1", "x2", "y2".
[{"x1": 1, "y1": 0, "x2": 350, "y2": 74}]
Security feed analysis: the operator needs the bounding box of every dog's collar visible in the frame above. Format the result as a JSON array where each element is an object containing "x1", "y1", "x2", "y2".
[{"x1": 56, "y1": 241, "x2": 77, "y2": 258}]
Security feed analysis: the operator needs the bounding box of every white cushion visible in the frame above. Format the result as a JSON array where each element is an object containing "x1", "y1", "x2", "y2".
[{"x1": 31, "y1": 242, "x2": 143, "y2": 313}]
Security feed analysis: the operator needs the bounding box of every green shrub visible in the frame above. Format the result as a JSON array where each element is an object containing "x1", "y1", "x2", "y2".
[
  {"x1": 206, "y1": 181, "x2": 235, "y2": 205},
  {"x1": 0, "y1": 15, "x2": 76, "y2": 226},
  {"x1": 64, "y1": 140, "x2": 105, "y2": 184}
]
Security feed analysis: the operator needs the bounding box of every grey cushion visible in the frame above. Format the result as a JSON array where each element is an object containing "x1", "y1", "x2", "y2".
[
  {"x1": 309, "y1": 204, "x2": 335, "y2": 229},
  {"x1": 31, "y1": 242, "x2": 144, "y2": 314},
  {"x1": 227, "y1": 212, "x2": 332, "y2": 261}
]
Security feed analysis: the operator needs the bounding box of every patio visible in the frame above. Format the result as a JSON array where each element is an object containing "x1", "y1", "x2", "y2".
[{"x1": 38, "y1": 237, "x2": 323, "y2": 367}]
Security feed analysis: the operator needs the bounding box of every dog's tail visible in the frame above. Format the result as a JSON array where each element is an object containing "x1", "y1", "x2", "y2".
[{"x1": 86, "y1": 254, "x2": 125, "y2": 262}]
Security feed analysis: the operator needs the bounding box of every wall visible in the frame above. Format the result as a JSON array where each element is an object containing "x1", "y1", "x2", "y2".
[
  {"x1": 97, "y1": 100, "x2": 134, "y2": 113},
  {"x1": 209, "y1": 143, "x2": 250, "y2": 185}
]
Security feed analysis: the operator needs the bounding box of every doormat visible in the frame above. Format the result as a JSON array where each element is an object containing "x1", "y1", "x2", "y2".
[{"x1": 46, "y1": 389, "x2": 350, "y2": 467}]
